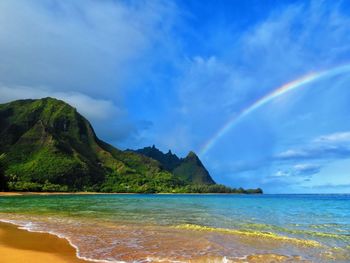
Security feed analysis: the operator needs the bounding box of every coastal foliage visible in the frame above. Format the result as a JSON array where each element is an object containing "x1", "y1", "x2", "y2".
[
  {"x1": 0, "y1": 98, "x2": 262, "y2": 194},
  {"x1": 0, "y1": 153, "x2": 7, "y2": 191}
]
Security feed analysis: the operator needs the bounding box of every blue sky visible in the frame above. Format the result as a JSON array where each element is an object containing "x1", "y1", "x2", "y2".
[{"x1": 1, "y1": 0, "x2": 350, "y2": 193}]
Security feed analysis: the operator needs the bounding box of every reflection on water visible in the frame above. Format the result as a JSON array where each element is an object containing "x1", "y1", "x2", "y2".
[{"x1": 0, "y1": 194, "x2": 349, "y2": 262}]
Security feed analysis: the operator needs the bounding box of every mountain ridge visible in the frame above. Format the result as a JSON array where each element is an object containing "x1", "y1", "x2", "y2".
[
  {"x1": 135, "y1": 146, "x2": 215, "y2": 185},
  {"x1": 0, "y1": 98, "x2": 262, "y2": 194}
]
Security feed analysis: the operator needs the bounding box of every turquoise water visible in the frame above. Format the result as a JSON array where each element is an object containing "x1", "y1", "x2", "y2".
[{"x1": 0, "y1": 194, "x2": 349, "y2": 262}]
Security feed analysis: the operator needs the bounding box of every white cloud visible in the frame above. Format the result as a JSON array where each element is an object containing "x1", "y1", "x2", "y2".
[
  {"x1": 0, "y1": 84, "x2": 138, "y2": 143},
  {"x1": 314, "y1": 131, "x2": 350, "y2": 144},
  {"x1": 267, "y1": 163, "x2": 320, "y2": 185},
  {"x1": 271, "y1": 164, "x2": 320, "y2": 178},
  {"x1": 274, "y1": 170, "x2": 290, "y2": 177},
  {"x1": 0, "y1": 0, "x2": 178, "y2": 97},
  {"x1": 0, "y1": 0, "x2": 180, "y2": 145},
  {"x1": 277, "y1": 149, "x2": 309, "y2": 159},
  {"x1": 293, "y1": 163, "x2": 321, "y2": 175},
  {"x1": 277, "y1": 131, "x2": 350, "y2": 161},
  {"x1": 0, "y1": 85, "x2": 122, "y2": 122}
]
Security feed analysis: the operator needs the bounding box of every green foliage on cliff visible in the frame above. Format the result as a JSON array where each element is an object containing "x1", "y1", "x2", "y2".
[
  {"x1": 135, "y1": 145, "x2": 181, "y2": 171},
  {"x1": 135, "y1": 148, "x2": 215, "y2": 185},
  {"x1": 172, "y1": 151, "x2": 215, "y2": 185},
  {"x1": 0, "y1": 98, "x2": 262, "y2": 194}
]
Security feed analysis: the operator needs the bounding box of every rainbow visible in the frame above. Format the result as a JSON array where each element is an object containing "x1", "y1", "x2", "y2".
[{"x1": 199, "y1": 63, "x2": 350, "y2": 156}]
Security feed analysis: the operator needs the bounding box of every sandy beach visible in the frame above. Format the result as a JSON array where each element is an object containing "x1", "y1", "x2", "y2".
[
  {"x1": 0, "y1": 191, "x2": 142, "y2": 197},
  {"x1": 0, "y1": 220, "x2": 306, "y2": 263},
  {"x1": 0, "y1": 194, "x2": 347, "y2": 262},
  {"x1": 0, "y1": 222, "x2": 86, "y2": 263},
  {"x1": 0, "y1": 192, "x2": 102, "y2": 196}
]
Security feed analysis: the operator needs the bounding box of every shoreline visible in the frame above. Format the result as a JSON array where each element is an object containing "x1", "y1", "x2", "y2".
[
  {"x1": 0, "y1": 191, "x2": 262, "y2": 196},
  {"x1": 1, "y1": 192, "x2": 347, "y2": 197},
  {"x1": 0, "y1": 221, "x2": 87, "y2": 263},
  {"x1": 0, "y1": 191, "x2": 133, "y2": 196}
]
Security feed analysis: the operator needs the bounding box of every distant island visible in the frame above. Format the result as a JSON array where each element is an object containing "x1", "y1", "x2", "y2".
[{"x1": 0, "y1": 98, "x2": 262, "y2": 194}]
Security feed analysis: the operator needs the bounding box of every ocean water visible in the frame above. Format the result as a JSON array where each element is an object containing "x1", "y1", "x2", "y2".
[{"x1": 0, "y1": 194, "x2": 349, "y2": 262}]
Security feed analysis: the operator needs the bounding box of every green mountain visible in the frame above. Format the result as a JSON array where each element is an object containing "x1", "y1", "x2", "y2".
[
  {"x1": 135, "y1": 146, "x2": 215, "y2": 185},
  {"x1": 0, "y1": 98, "x2": 262, "y2": 194},
  {"x1": 0, "y1": 98, "x2": 178, "y2": 192}
]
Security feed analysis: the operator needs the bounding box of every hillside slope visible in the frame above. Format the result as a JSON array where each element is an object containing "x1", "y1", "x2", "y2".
[{"x1": 136, "y1": 146, "x2": 215, "y2": 185}]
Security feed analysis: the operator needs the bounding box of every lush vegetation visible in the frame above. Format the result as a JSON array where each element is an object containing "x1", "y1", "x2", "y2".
[
  {"x1": 172, "y1": 151, "x2": 215, "y2": 184},
  {"x1": 135, "y1": 145, "x2": 181, "y2": 171},
  {"x1": 0, "y1": 153, "x2": 7, "y2": 191},
  {"x1": 174, "y1": 184, "x2": 263, "y2": 194},
  {"x1": 135, "y1": 147, "x2": 215, "y2": 185},
  {"x1": 0, "y1": 98, "x2": 263, "y2": 194}
]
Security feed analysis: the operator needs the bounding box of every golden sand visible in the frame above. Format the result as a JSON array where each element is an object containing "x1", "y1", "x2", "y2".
[
  {"x1": 0, "y1": 221, "x2": 313, "y2": 263},
  {"x1": 0, "y1": 191, "x2": 100, "y2": 196},
  {"x1": 0, "y1": 191, "x2": 136, "y2": 197},
  {"x1": 0, "y1": 222, "x2": 87, "y2": 263},
  {"x1": 0, "y1": 192, "x2": 24, "y2": 196}
]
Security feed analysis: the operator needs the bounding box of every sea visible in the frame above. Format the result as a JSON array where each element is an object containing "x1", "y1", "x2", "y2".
[{"x1": 0, "y1": 194, "x2": 349, "y2": 262}]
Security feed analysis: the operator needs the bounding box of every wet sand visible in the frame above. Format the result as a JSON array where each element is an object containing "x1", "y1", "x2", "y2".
[{"x1": 0, "y1": 222, "x2": 86, "y2": 263}]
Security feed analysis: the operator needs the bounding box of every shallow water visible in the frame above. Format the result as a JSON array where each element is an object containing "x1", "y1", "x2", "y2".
[{"x1": 0, "y1": 194, "x2": 349, "y2": 262}]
